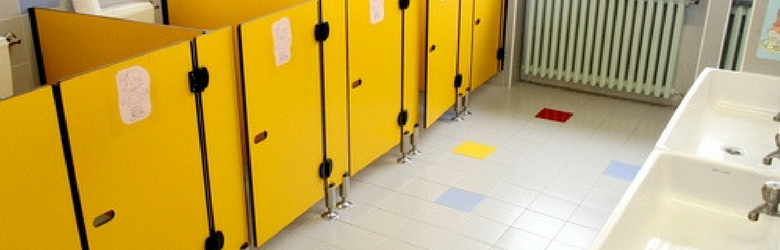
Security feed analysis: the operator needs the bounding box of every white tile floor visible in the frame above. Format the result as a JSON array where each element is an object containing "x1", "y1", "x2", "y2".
[{"x1": 259, "y1": 82, "x2": 675, "y2": 250}]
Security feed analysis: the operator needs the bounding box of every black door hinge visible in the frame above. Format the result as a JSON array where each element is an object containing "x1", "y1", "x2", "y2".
[
  {"x1": 454, "y1": 74, "x2": 463, "y2": 88},
  {"x1": 315, "y1": 22, "x2": 330, "y2": 42},
  {"x1": 189, "y1": 67, "x2": 210, "y2": 93},
  {"x1": 399, "y1": 0, "x2": 410, "y2": 10},
  {"x1": 497, "y1": 47, "x2": 505, "y2": 61},
  {"x1": 397, "y1": 109, "x2": 409, "y2": 126},
  {"x1": 205, "y1": 231, "x2": 224, "y2": 250},
  {"x1": 319, "y1": 158, "x2": 333, "y2": 179}
]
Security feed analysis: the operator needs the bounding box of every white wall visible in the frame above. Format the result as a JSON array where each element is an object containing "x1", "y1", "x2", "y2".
[
  {"x1": 0, "y1": 0, "x2": 153, "y2": 96},
  {"x1": 741, "y1": 0, "x2": 780, "y2": 76}
]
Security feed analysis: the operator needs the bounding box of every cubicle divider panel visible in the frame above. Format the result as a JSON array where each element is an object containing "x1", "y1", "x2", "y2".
[
  {"x1": 238, "y1": 1, "x2": 324, "y2": 244},
  {"x1": 458, "y1": 0, "x2": 474, "y2": 95},
  {"x1": 403, "y1": 0, "x2": 423, "y2": 132},
  {"x1": 0, "y1": 88, "x2": 82, "y2": 250},
  {"x1": 424, "y1": 0, "x2": 460, "y2": 128},
  {"x1": 321, "y1": 0, "x2": 350, "y2": 181},
  {"x1": 165, "y1": 0, "x2": 310, "y2": 29},
  {"x1": 471, "y1": 0, "x2": 504, "y2": 89},
  {"x1": 195, "y1": 27, "x2": 249, "y2": 250},
  {"x1": 347, "y1": 0, "x2": 403, "y2": 173},
  {"x1": 30, "y1": 8, "x2": 203, "y2": 85},
  {"x1": 59, "y1": 42, "x2": 209, "y2": 249}
]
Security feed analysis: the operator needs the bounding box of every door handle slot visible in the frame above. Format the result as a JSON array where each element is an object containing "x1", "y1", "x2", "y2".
[
  {"x1": 352, "y1": 79, "x2": 363, "y2": 89},
  {"x1": 93, "y1": 210, "x2": 115, "y2": 228}
]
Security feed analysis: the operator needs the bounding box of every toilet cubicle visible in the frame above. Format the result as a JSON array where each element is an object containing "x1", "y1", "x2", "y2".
[
  {"x1": 29, "y1": 8, "x2": 235, "y2": 249},
  {"x1": 8, "y1": 0, "x2": 508, "y2": 249},
  {"x1": 0, "y1": 87, "x2": 82, "y2": 250},
  {"x1": 422, "y1": 0, "x2": 507, "y2": 127},
  {"x1": 163, "y1": 0, "x2": 349, "y2": 247}
]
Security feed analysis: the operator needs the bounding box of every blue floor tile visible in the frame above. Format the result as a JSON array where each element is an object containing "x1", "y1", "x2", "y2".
[
  {"x1": 435, "y1": 188, "x2": 486, "y2": 213},
  {"x1": 604, "y1": 161, "x2": 641, "y2": 181}
]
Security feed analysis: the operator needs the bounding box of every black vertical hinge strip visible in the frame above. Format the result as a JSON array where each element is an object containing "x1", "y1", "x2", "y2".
[
  {"x1": 454, "y1": 74, "x2": 464, "y2": 88},
  {"x1": 315, "y1": 0, "x2": 332, "y2": 182},
  {"x1": 29, "y1": 8, "x2": 49, "y2": 86},
  {"x1": 161, "y1": 0, "x2": 170, "y2": 25},
  {"x1": 497, "y1": 47, "x2": 505, "y2": 61},
  {"x1": 52, "y1": 85, "x2": 91, "y2": 250},
  {"x1": 190, "y1": 40, "x2": 223, "y2": 250},
  {"x1": 397, "y1": 110, "x2": 409, "y2": 126},
  {"x1": 319, "y1": 158, "x2": 334, "y2": 179}
]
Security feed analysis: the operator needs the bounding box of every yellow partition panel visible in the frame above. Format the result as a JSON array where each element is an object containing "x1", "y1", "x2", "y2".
[
  {"x1": 0, "y1": 88, "x2": 81, "y2": 250},
  {"x1": 59, "y1": 42, "x2": 209, "y2": 249},
  {"x1": 458, "y1": 0, "x2": 474, "y2": 95},
  {"x1": 238, "y1": 1, "x2": 324, "y2": 244},
  {"x1": 470, "y1": 0, "x2": 504, "y2": 90},
  {"x1": 195, "y1": 27, "x2": 248, "y2": 249},
  {"x1": 166, "y1": 0, "x2": 310, "y2": 29},
  {"x1": 403, "y1": 0, "x2": 423, "y2": 132},
  {"x1": 424, "y1": 0, "x2": 460, "y2": 128},
  {"x1": 348, "y1": 0, "x2": 403, "y2": 173},
  {"x1": 322, "y1": 0, "x2": 349, "y2": 182},
  {"x1": 31, "y1": 8, "x2": 202, "y2": 85}
]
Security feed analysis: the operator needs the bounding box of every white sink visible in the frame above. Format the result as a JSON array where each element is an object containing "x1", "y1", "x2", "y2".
[
  {"x1": 591, "y1": 151, "x2": 780, "y2": 250},
  {"x1": 656, "y1": 68, "x2": 780, "y2": 169}
]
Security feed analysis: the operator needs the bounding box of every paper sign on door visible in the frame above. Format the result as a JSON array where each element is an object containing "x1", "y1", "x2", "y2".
[
  {"x1": 370, "y1": 0, "x2": 384, "y2": 25},
  {"x1": 116, "y1": 65, "x2": 152, "y2": 125},
  {"x1": 272, "y1": 17, "x2": 293, "y2": 66}
]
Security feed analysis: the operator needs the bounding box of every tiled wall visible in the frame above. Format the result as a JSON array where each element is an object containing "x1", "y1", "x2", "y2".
[{"x1": 0, "y1": 0, "x2": 149, "y2": 95}]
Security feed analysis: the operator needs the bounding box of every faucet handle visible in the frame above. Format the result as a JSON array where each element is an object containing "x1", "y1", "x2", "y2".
[
  {"x1": 762, "y1": 181, "x2": 780, "y2": 204},
  {"x1": 775, "y1": 132, "x2": 780, "y2": 147}
]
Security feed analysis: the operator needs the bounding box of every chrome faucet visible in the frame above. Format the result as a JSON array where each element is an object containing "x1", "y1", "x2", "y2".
[
  {"x1": 762, "y1": 132, "x2": 780, "y2": 165},
  {"x1": 748, "y1": 181, "x2": 780, "y2": 221}
]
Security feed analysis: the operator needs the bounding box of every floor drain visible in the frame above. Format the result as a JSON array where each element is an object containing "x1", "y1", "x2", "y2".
[{"x1": 724, "y1": 147, "x2": 745, "y2": 156}]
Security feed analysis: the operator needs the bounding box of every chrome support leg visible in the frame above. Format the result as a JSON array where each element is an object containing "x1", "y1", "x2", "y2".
[
  {"x1": 397, "y1": 131, "x2": 412, "y2": 164},
  {"x1": 407, "y1": 124, "x2": 422, "y2": 156},
  {"x1": 321, "y1": 182, "x2": 339, "y2": 220},
  {"x1": 336, "y1": 173, "x2": 353, "y2": 209}
]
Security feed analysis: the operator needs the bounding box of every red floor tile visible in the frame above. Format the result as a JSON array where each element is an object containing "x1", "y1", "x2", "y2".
[{"x1": 535, "y1": 108, "x2": 573, "y2": 123}]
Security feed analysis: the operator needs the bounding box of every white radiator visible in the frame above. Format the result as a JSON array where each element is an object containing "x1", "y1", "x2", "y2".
[
  {"x1": 522, "y1": 0, "x2": 686, "y2": 98},
  {"x1": 721, "y1": 3, "x2": 752, "y2": 71}
]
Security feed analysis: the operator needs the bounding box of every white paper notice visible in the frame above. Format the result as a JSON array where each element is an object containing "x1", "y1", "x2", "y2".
[
  {"x1": 272, "y1": 17, "x2": 293, "y2": 66},
  {"x1": 370, "y1": 0, "x2": 385, "y2": 25},
  {"x1": 116, "y1": 65, "x2": 152, "y2": 125}
]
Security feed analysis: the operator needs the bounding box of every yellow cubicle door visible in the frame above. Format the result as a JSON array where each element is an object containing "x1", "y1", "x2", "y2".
[
  {"x1": 31, "y1": 8, "x2": 202, "y2": 85},
  {"x1": 238, "y1": 1, "x2": 324, "y2": 244},
  {"x1": 195, "y1": 27, "x2": 249, "y2": 250},
  {"x1": 458, "y1": 0, "x2": 474, "y2": 96},
  {"x1": 403, "y1": 0, "x2": 423, "y2": 132},
  {"x1": 166, "y1": 0, "x2": 310, "y2": 29},
  {"x1": 347, "y1": 0, "x2": 403, "y2": 173},
  {"x1": 424, "y1": 0, "x2": 460, "y2": 129},
  {"x1": 322, "y1": 0, "x2": 350, "y2": 182},
  {"x1": 0, "y1": 88, "x2": 81, "y2": 250},
  {"x1": 471, "y1": 0, "x2": 504, "y2": 90},
  {"x1": 59, "y1": 42, "x2": 209, "y2": 249}
]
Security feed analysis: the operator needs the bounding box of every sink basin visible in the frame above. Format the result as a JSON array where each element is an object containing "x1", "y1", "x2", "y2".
[
  {"x1": 591, "y1": 151, "x2": 780, "y2": 250},
  {"x1": 656, "y1": 68, "x2": 780, "y2": 169}
]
